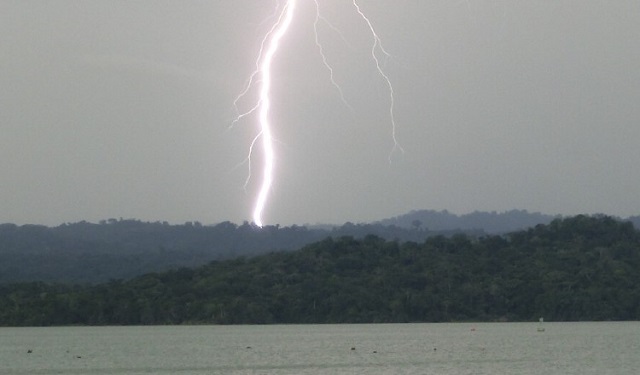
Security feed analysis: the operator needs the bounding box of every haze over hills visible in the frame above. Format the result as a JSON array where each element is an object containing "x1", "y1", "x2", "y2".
[
  {"x1": 377, "y1": 209, "x2": 640, "y2": 234},
  {"x1": 0, "y1": 216, "x2": 466, "y2": 284},
  {"x1": 1, "y1": 209, "x2": 639, "y2": 284},
  {"x1": 376, "y1": 209, "x2": 559, "y2": 233}
]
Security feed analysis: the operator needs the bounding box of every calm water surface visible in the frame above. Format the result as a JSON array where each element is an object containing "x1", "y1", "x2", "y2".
[{"x1": 1, "y1": 322, "x2": 638, "y2": 374}]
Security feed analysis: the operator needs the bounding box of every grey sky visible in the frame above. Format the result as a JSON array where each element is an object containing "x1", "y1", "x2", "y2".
[{"x1": 2, "y1": 1, "x2": 639, "y2": 226}]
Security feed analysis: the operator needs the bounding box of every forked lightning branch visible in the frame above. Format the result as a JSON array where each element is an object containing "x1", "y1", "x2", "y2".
[{"x1": 233, "y1": 0, "x2": 401, "y2": 227}]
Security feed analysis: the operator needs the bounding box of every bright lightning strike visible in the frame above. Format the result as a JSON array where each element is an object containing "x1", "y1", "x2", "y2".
[
  {"x1": 233, "y1": 0, "x2": 400, "y2": 227},
  {"x1": 233, "y1": 1, "x2": 297, "y2": 228}
]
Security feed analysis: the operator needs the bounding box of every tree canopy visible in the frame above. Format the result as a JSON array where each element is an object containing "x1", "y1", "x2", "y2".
[{"x1": 1, "y1": 215, "x2": 639, "y2": 326}]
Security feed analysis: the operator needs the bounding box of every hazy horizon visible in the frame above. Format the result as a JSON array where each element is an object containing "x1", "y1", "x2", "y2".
[{"x1": 3, "y1": 207, "x2": 633, "y2": 228}]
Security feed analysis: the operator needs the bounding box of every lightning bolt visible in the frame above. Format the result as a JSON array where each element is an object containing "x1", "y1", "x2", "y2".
[
  {"x1": 312, "y1": 0, "x2": 354, "y2": 113},
  {"x1": 233, "y1": 0, "x2": 400, "y2": 227},
  {"x1": 232, "y1": 1, "x2": 297, "y2": 228},
  {"x1": 351, "y1": 0, "x2": 404, "y2": 159}
]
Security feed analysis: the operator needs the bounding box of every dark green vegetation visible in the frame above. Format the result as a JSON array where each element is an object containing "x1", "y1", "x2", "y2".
[
  {"x1": 0, "y1": 220, "x2": 324, "y2": 284},
  {"x1": 0, "y1": 210, "x2": 573, "y2": 284},
  {"x1": 0, "y1": 218, "x2": 482, "y2": 284},
  {"x1": 1, "y1": 215, "x2": 639, "y2": 325}
]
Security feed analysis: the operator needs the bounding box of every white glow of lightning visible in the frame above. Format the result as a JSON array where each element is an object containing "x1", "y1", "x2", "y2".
[
  {"x1": 234, "y1": 0, "x2": 400, "y2": 227},
  {"x1": 252, "y1": 0, "x2": 296, "y2": 227}
]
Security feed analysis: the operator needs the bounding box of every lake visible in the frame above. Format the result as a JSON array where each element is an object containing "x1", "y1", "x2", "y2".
[{"x1": 0, "y1": 322, "x2": 638, "y2": 374}]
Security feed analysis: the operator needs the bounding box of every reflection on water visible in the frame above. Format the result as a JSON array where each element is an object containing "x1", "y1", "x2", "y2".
[{"x1": 0, "y1": 322, "x2": 639, "y2": 374}]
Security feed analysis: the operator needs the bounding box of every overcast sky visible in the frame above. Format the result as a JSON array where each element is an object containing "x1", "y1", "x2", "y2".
[{"x1": 2, "y1": 1, "x2": 639, "y2": 226}]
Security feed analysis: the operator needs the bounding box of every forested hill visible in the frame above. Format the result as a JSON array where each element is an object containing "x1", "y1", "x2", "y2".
[
  {"x1": 1, "y1": 215, "x2": 639, "y2": 326},
  {"x1": 0, "y1": 219, "x2": 473, "y2": 284}
]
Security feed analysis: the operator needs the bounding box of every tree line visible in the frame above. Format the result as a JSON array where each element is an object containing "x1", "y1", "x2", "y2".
[
  {"x1": 1, "y1": 219, "x2": 470, "y2": 284},
  {"x1": 1, "y1": 215, "x2": 638, "y2": 326}
]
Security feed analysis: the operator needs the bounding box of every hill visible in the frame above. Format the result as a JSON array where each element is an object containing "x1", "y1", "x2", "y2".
[
  {"x1": 1, "y1": 215, "x2": 639, "y2": 325},
  {"x1": 376, "y1": 209, "x2": 558, "y2": 233},
  {"x1": 0, "y1": 219, "x2": 473, "y2": 284}
]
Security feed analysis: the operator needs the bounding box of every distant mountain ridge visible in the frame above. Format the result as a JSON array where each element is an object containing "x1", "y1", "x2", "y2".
[
  {"x1": 0, "y1": 219, "x2": 467, "y2": 284},
  {"x1": 2, "y1": 210, "x2": 639, "y2": 284},
  {"x1": 378, "y1": 209, "x2": 640, "y2": 234},
  {"x1": 377, "y1": 209, "x2": 559, "y2": 233}
]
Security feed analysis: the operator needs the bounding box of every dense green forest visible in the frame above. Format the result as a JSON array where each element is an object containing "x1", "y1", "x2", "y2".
[{"x1": 1, "y1": 215, "x2": 639, "y2": 326}]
